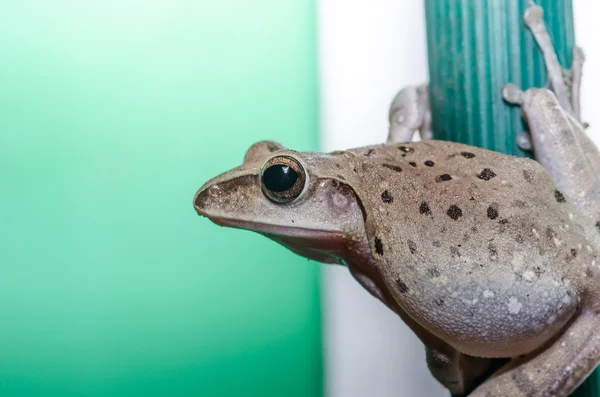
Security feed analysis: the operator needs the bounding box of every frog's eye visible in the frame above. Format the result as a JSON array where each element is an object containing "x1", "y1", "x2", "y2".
[{"x1": 261, "y1": 155, "x2": 307, "y2": 204}]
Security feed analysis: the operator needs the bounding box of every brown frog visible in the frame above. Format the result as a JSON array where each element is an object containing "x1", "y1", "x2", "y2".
[{"x1": 195, "y1": 5, "x2": 600, "y2": 396}]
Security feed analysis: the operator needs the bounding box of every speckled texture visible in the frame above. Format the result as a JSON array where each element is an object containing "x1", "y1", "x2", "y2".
[
  {"x1": 345, "y1": 141, "x2": 596, "y2": 358},
  {"x1": 195, "y1": 138, "x2": 600, "y2": 396}
]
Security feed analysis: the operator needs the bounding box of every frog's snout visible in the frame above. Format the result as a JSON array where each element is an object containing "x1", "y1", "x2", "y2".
[
  {"x1": 194, "y1": 186, "x2": 209, "y2": 217},
  {"x1": 194, "y1": 182, "x2": 220, "y2": 217}
]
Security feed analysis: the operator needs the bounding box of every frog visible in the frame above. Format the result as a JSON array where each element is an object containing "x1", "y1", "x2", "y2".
[{"x1": 194, "y1": 5, "x2": 600, "y2": 397}]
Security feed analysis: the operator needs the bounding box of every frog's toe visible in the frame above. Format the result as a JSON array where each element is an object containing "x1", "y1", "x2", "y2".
[
  {"x1": 524, "y1": 4, "x2": 544, "y2": 28},
  {"x1": 517, "y1": 132, "x2": 533, "y2": 151},
  {"x1": 502, "y1": 83, "x2": 524, "y2": 105}
]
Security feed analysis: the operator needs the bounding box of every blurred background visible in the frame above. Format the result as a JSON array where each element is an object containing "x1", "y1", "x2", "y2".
[{"x1": 0, "y1": 1, "x2": 597, "y2": 397}]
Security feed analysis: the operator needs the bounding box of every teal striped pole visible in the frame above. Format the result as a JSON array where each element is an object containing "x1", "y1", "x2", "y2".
[{"x1": 424, "y1": 0, "x2": 597, "y2": 395}]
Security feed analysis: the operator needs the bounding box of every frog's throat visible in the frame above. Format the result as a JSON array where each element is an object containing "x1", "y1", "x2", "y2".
[{"x1": 205, "y1": 215, "x2": 363, "y2": 264}]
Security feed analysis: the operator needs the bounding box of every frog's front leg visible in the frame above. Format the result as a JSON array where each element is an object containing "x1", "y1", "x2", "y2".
[
  {"x1": 387, "y1": 84, "x2": 432, "y2": 144},
  {"x1": 425, "y1": 345, "x2": 506, "y2": 397}
]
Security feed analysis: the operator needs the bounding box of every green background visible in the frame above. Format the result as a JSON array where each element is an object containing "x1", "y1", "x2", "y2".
[{"x1": 0, "y1": 1, "x2": 322, "y2": 396}]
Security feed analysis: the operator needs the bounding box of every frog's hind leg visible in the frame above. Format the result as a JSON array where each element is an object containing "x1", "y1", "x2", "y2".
[
  {"x1": 524, "y1": 5, "x2": 574, "y2": 117},
  {"x1": 468, "y1": 311, "x2": 600, "y2": 396},
  {"x1": 387, "y1": 84, "x2": 431, "y2": 144},
  {"x1": 504, "y1": 86, "x2": 600, "y2": 223}
]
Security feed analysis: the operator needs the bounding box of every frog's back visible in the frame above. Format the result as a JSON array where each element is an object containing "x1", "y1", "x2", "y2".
[{"x1": 344, "y1": 140, "x2": 600, "y2": 357}]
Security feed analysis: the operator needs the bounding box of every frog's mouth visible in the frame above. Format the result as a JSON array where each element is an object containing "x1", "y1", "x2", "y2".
[
  {"x1": 206, "y1": 214, "x2": 339, "y2": 238},
  {"x1": 198, "y1": 213, "x2": 348, "y2": 264}
]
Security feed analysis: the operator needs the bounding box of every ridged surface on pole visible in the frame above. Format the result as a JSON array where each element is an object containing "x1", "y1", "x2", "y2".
[
  {"x1": 424, "y1": 0, "x2": 598, "y2": 395},
  {"x1": 425, "y1": 0, "x2": 574, "y2": 156}
]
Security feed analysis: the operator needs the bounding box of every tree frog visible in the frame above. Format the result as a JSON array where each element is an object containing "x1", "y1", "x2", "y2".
[{"x1": 194, "y1": 5, "x2": 600, "y2": 396}]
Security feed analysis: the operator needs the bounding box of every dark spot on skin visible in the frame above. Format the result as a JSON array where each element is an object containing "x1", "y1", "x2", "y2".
[
  {"x1": 514, "y1": 200, "x2": 526, "y2": 208},
  {"x1": 396, "y1": 278, "x2": 409, "y2": 293},
  {"x1": 523, "y1": 170, "x2": 534, "y2": 183},
  {"x1": 571, "y1": 248, "x2": 577, "y2": 258},
  {"x1": 487, "y1": 206, "x2": 499, "y2": 220},
  {"x1": 409, "y1": 161, "x2": 417, "y2": 167},
  {"x1": 382, "y1": 163, "x2": 403, "y2": 172},
  {"x1": 353, "y1": 168, "x2": 358, "y2": 173},
  {"x1": 381, "y1": 190, "x2": 393, "y2": 203},
  {"x1": 488, "y1": 243, "x2": 498, "y2": 259},
  {"x1": 374, "y1": 237, "x2": 384, "y2": 255},
  {"x1": 586, "y1": 268, "x2": 594, "y2": 278},
  {"x1": 461, "y1": 152, "x2": 476, "y2": 158},
  {"x1": 514, "y1": 272, "x2": 523, "y2": 281},
  {"x1": 516, "y1": 234, "x2": 524, "y2": 243},
  {"x1": 361, "y1": 163, "x2": 369, "y2": 172},
  {"x1": 398, "y1": 146, "x2": 414, "y2": 153},
  {"x1": 555, "y1": 190, "x2": 567, "y2": 203},
  {"x1": 446, "y1": 205, "x2": 463, "y2": 220},
  {"x1": 364, "y1": 149, "x2": 376, "y2": 157},
  {"x1": 470, "y1": 197, "x2": 475, "y2": 201},
  {"x1": 407, "y1": 240, "x2": 417, "y2": 254},
  {"x1": 435, "y1": 298, "x2": 445, "y2": 307},
  {"x1": 545, "y1": 227, "x2": 556, "y2": 240},
  {"x1": 450, "y1": 246, "x2": 461, "y2": 257},
  {"x1": 596, "y1": 221, "x2": 600, "y2": 233},
  {"x1": 436, "y1": 174, "x2": 452, "y2": 182},
  {"x1": 432, "y1": 240, "x2": 441, "y2": 248},
  {"x1": 471, "y1": 226, "x2": 478, "y2": 233},
  {"x1": 424, "y1": 160, "x2": 435, "y2": 167},
  {"x1": 499, "y1": 218, "x2": 509, "y2": 225},
  {"x1": 534, "y1": 267, "x2": 543, "y2": 277},
  {"x1": 419, "y1": 201, "x2": 432, "y2": 215},
  {"x1": 335, "y1": 163, "x2": 341, "y2": 169},
  {"x1": 428, "y1": 268, "x2": 440, "y2": 277},
  {"x1": 477, "y1": 168, "x2": 497, "y2": 181}
]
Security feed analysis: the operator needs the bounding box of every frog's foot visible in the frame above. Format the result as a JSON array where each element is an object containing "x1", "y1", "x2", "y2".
[
  {"x1": 524, "y1": 5, "x2": 584, "y2": 124},
  {"x1": 501, "y1": 83, "x2": 524, "y2": 105},
  {"x1": 388, "y1": 84, "x2": 431, "y2": 144}
]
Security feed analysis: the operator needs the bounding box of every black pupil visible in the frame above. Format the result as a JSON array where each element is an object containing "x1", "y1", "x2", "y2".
[{"x1": 263, "y1": 164, "x2": 299, "y2": 192}]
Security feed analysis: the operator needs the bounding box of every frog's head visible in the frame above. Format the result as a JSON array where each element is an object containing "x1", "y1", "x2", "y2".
[{"x1": 194, "y1": 141, "x2": 371, "y2": 265}]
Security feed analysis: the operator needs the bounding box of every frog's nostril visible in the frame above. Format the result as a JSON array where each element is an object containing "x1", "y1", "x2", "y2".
[{"x1": 194, "y1": 184, "x2": 223, "y2": 216}]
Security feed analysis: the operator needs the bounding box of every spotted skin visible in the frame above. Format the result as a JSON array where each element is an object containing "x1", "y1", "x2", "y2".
[
  {"x1": 196, "y1": 5, "x2": 600, "y2": 397},
  {"x1": 195, "y1": 139, "x2": 600, "y2": 396}
]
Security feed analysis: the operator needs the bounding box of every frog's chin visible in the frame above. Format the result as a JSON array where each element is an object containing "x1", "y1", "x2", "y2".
[{"x1": 206, "y1": 216, "x2": 348, "y2": 264}]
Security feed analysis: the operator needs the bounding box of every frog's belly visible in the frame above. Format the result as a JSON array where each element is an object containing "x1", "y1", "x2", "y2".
[{"x1": 382, "y1": 263, "x2": 579, "y2": 358}]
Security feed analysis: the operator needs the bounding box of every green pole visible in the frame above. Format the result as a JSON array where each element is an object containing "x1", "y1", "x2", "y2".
[{"x1": 424, "y1": 0, "x2": 597, "y2": 395}]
